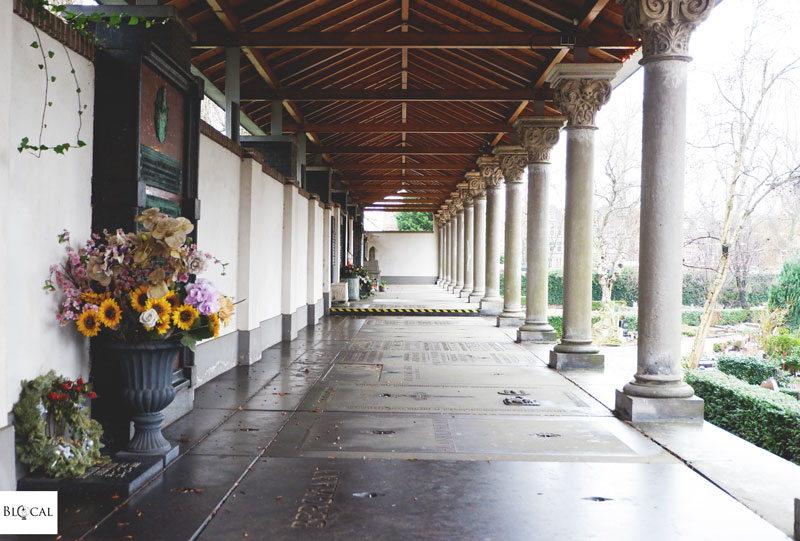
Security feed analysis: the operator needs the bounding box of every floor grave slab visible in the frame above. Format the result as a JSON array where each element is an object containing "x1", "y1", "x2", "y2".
[
  {"x1": 374, "y1": 363, "x2": 564, "y2": 386},
  {"x1": 85, "y1": 454, "x2": 254, "y2": 540},
  {"x1": 189, "y1": 410, "x2": 289, "y2": 456},
  {"x1": 197, "y1": 457, "x2": 787, "y2": 541},
  {"x1": 300, "y1": 382, "x2": 611, "y2": 416},
  {"x1": 343, "y1": 340, "x2": 525, "y2": 352},
  {"x1": 266, "y1": 412, "x2": 673, "y2": 463}
]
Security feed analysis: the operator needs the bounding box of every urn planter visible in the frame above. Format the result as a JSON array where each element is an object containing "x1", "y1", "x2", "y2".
[
  {"x1": 104, "y1": 340, "x2": 180, "y2": 454},
  {"x1": 346, "y1": 277, "x2": 359, "y2": 300}
]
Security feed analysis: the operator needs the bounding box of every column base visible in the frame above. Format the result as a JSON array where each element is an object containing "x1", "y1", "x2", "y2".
[
  {"x1": 479, "y1": 298, "x2": 503, "y2": 315},
  {"x1": 614, "y1": 390, "x2": 704, "y2": 423},
  {"x1": 549, "y1": 350, "x2": 604, "y2": 370},
  {"x1": 459, "y1": 288, "x2": 473, "y2": 299},
  {"x1": 453, "y1": 286, "x2": 464, "y2": 296},
  {"x1": 497, "y1": 313, "x2": 524, "y2": 327},
  {"x1": 468, "y1": 291, "x2": 485, "y2": 303},
  {"x1": 517, "y1": 328, "x2": 557, "y2": 343}
]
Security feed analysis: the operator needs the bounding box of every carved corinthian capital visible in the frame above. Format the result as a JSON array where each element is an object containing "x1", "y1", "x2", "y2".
[
  {"x1": 554, "y1": 79, "x2": 612, "y2": 128},
  {"x1": 514, "y1": 116, "x2": 567, "y2": 164},
  {"x1": 465, "y1": 170, "x2": 485, "y2": 199},
  {"x1": 493, "y1": 145, "x2": 527, "y2": 184},
  {"x1": 476, "y1": 155, "x2": 503, "y2": 189},
  {"x1": 617, "y1": 0, "x2": 714, "y2": 59}
]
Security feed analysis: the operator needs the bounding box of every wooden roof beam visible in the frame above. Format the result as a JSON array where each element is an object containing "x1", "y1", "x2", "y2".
[
  {"x1": 241, "y1": 88, "x2": 553, "y2": 102},
  {"x1": 193, "y1": 31, "x2": 637, "y2": 49},
  {"x1": 284, "y1": 122, "x2": 509, "y2": 133},
  {"x1": 311, "y1": 146, "x2": 478, "y2": 155}
]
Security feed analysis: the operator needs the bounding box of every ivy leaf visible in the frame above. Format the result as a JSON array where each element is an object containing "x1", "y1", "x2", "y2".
[
  {"x1": 38, "y1": 64, "x2": 44, "y2": 70},
  {"x1": 180, "y1": 334, "x2": 198, "y2": 352},
  {"x1": 47, "y1": 50, "x2": 55, "y2": 58},
  {"x1": 77, "y1": 140, "x2": 86, "y2": 148},
  {"x1": 109, "y1": 14, "x2": 122, "y2": 26},
  {"x1": 47, "y1": 101, "x2": 52, "y2": 107},
  {"x1": 145, "y1": 20, "x2": 152, "y2": 29},
  {"x1": 17, "y1": 137, "x2": 29, "y2": 153},
  {"x1": 39, "y1": 144, "x2": 49, "y2": 151},
  {"x1": 50, "y1": 76, "x2": 56, "y2": 82},
  {"x1": 128, "y1": 15, "x2": 139, "y2": 25}
]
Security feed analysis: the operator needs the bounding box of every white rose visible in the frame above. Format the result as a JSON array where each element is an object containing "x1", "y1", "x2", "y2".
[{"x1": 140, "y1": 308, "x2": 159, "y2": 329}]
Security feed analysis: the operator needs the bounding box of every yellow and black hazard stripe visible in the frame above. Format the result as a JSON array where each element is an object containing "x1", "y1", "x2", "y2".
[{"x1": 329, "y1": 307, "x2": 479, "y2": 316}]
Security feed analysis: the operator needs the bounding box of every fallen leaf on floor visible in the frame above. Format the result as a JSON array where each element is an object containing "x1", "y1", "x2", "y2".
[
  {"x1": 116, "y1": 522, "x2": 129, "y2": 527},
  {"x1": 276, "y1": 495, "x2": 283, "y2": 500},
  {"x1": 178, "y1": 437, "x2": 191, "y2": 443},
  {"x1": 170, "y1": 488, "x2": 204, "y2": 494},
  {"x1": 237, "y1": 406, "x2": 243, "y2": 411},
  {"x1": 110, "y1": 494, "x2": 120, "y2": 500}
]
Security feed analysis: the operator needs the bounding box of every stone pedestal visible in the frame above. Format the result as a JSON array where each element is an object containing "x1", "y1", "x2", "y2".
[
  {"x1": 518, "y1": 328, "x2": 558, "y2": 343},
  {"x1": 549, "y1": 351, "x2": 604, "y2": 370},
  {"x1": 614, "y1": 391, "x2": 704, "y2": 423}
]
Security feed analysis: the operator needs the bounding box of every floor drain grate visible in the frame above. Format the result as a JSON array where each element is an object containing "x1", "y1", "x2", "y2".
[
  {"x1": 353, "y1": 492, "x2": 384, "y2": 498},
  {"x1": 532, "y1": 433, "x2": 561, "y2": 438},
  {"x1": 371, "y1": 430, "x2": 396, "y2": 435},
  {"x1": 583, "y1": 496, "x2": 613, "y2": 502}
]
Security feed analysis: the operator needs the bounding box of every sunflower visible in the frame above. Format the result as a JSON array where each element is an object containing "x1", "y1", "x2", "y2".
[
  {"x1": 208, "y1": 313, "x2": 220, "y2": 338},
  {"x1": 156, "y1": 317, "x2": 171, "y2": 335},
  {"x1": 80, "y1": 291, "x2": 111, "y2": 305},
  {"x1": 76, "y1": 310, "x2": 101, "y2": 338},
  {"x1": 145, "y1": 297, "x2": 172, "y2": 323},
  {"x1": 129, "y1": 286, "x2": 150, "y2": 312},
  {"x1": 173, "y1": 304, "x2": 199, "y2": 330},
  {"x1": 98, "y1": 298, "x2": 122, "y2": 328},
  {"x1": 163, "y1": 290, "x2": 180, "y2": 312}
]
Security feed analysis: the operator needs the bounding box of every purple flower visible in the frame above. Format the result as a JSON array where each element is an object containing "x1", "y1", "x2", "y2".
[{"x1": 184, "y1": 279, "x2": 220, "y2": 315}]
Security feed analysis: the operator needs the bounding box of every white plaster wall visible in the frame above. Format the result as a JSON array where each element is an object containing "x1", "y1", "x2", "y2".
[
  {"x1": 313, "y1": 203, "x2": 324, "y2": 301},
  {"x1": 1, "y1": 11, "x2": 95, "y2": 490},
  {"x1": 256, "y1": 168, "x2": 284, "y2": 323},
  {"x1": 322, "y1": 207, "x2": 331, "y2": 293},
  {"x1": 292, "y1": 191, "x2": 309, "y2": 312},
  {"x1": 198, "y1": 134, "x2": 239, "y2": 335},
  {"x1": 366, "y1": 232, "x2": 438, "y2": 279}
]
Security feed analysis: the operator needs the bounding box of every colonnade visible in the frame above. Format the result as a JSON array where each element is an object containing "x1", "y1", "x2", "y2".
[{"x1": 434, "y1": 0, "x2": 714, "y2": 422}]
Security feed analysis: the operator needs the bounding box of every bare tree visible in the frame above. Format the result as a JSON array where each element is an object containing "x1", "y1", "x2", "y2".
[
  {"x1": 687, "y1": 2, "x2": 800, "y2": 367},
  {"x1": 594, "y1": 99, "x2": 640, "y2": 304}
]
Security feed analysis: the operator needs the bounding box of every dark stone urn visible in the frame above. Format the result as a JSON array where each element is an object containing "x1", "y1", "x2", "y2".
[{"x1": 106, "y1": 340, "x2": 180, "y2": 454}]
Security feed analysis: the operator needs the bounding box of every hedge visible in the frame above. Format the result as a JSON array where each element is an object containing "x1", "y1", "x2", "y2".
[
  {"x1": 685, "y1": 369, "x2": 800, "y2": 464},
  {"x1": 682, "y1": 310, "x2": 702, "y2": 326},
  {"x1": 715, "y1": 355, "x2": 785, "y2": 386}
]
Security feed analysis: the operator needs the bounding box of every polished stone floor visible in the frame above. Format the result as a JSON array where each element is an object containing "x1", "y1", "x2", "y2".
[{"x1": 38, "y1": 286, "x2": 792, "y2": 540}]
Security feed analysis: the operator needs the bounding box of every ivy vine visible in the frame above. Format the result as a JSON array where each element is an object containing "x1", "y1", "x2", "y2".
[{"x1": 18, "y1": 0, "x2": 160, "y2": 157}]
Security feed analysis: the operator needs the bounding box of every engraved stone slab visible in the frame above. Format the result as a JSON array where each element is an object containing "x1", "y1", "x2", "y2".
[
  {"x1": 300, "y1": 383, "x2": 610, "y2": 416},
  {"x1": 265, "y1": 413, "x2": 672, "y2": 463},
  {"x1": 18, "y1": 456, "x2": 163, "y2": 496}
]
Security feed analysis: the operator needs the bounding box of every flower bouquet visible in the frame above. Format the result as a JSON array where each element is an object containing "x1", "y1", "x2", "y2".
[
  {"x1": 46, "y1": 208, "x2": 234, "y2": 351},
  {"x1": 45, "y1": 208, "x2": 235, "y2": 454}
]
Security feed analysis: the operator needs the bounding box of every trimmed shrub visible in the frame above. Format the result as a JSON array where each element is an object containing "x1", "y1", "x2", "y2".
[
  {"x1": 620, "y1": 313, "x2": 637, "y2": 332},
  {"x1": 548, "y1": 271, "x2": 563, "y2": 305},
  {"x1": 548, "y1": 316, "x2": 562, "y2": 339},
  {"x1": 716, "y1": 355, "x2": 785, "y2": 386},
  {"x1": 682, "y1": 310, "x2": 703, "y2": 326},
  {"x1": 499, "y1": 273, "x2": 527, "y2": 298},
  {"x1": 719, "y1": 309, "x2": 755, "y2": 325},
  {"x1": 685, "y1": 369, "x2": 800, "y2": 464},
  {"x1": 769, "y1": 260, "x2": 800, "y2": 330},
  {"x1": 683, "y1": 271, "x2": 711, "y2": 307},
  {"x1": 591, "y1": 301, "x2": 603, "y2": 311}
]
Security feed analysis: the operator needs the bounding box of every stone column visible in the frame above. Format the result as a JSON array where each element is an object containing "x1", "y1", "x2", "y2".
[
  {"x1": 436, "y1": 217, "x2": 442, "y2": 285},
  {"x1": 454, "y1": 193, "x2": 466, "y2": 296},
  {"x1": 615, "y1": 0, "x2": 713, "y2": 422},
  {"x1": 477, "y1": 156, "x2": 504, "y2": 315},
  {"x1": 515, "y1": 116, "x2": 567, "y2": 342},
  {"x1": 466, "y1": 171, "x2": 486, "y2": 303},
  {"x1": 443, "y1": 207, "x2": 452, "y2": 288},
  {"x1": 460, "y1": 183, "x2": 474, "y2": 298},
  {"x1": 494, "y1": 146, "x2": 527, "y2": 327},
  {"x1": 546, "y1": 64, "x2": 619, "y2": 370},
  {"x1": 449, "y1": 200, "x2": 459, "y2": 293}
]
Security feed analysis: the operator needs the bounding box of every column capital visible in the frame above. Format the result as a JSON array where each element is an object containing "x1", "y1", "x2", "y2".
[
  {"x1": 617, "y1": 0, "x2": 714, "y2": 61},
  {"x1": 476, "y1": 155, "x2": 503, "y2": 189},
  {"x1": 493, "y1": 145, "x2": 527, "y2": 184},
  {"x1": 514, "y1": 116, "x2": 567, "y2": 164},
  {"x1": 546, "y1": 64, "x2": 620, "y2": 128},
  {"x1": 457, "y1": 182, "x2": 473, "y2": 207},
  {"x1": 465, "y1": 170, "x2": 485, "y2": 199},
  {"x1": 450, "y1": 193, "x2": 464, "y2": 213}
]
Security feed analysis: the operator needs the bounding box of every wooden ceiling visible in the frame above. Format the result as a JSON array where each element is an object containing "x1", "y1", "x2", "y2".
[{"x1": 146, "y1": 0, "x2": 639, "y2": 211}]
